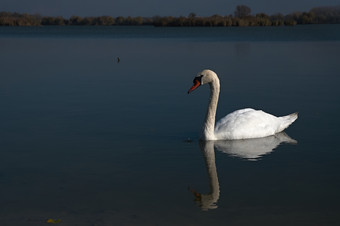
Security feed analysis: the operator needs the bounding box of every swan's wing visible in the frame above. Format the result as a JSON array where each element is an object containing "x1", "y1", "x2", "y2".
[{"x1": 214, "y1": 109, "x2": 280, "y2": 140}]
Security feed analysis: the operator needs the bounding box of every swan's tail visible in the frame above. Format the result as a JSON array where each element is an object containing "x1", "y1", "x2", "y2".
[{"x1": 277, "y1": 112, "x2": 298, "y2": 133}]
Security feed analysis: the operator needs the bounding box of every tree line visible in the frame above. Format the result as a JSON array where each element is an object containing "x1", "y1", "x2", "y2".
[{"x1": 1, "y1": 5, "x2": 339, "y2": 27}]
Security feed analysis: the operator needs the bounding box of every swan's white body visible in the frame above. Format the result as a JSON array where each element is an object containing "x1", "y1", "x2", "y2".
[{"x1": 188, "y1": 69, "x2": 298, "y2": 140}]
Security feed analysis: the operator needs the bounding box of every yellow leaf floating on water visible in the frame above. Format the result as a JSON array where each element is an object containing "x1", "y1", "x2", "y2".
[{"x1": 46, "y1": 218, "x2": 61, "y2": 224}]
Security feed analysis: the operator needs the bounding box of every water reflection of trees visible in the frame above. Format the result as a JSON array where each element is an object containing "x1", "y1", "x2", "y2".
[
  {"x1": 190, "y1": 132, "x2": 297, "y2": 211},
  {"x1": 1, "y1": 5, "x2": 339, "y2": 26}
]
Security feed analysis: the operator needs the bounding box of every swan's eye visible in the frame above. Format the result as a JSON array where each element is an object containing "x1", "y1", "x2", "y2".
[{"x1": 193, "y1": 75, "x2": 203, "y2": 83}]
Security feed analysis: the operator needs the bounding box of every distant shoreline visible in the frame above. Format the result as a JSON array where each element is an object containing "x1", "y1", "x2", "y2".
[{"x1": 1, "y1": 5, "x2": 339, "y2": 27}]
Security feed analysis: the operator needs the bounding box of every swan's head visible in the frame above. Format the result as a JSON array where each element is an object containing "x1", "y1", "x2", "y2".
[{"x1": 188, "y1": 69, "x2": 218, "y2": 94}]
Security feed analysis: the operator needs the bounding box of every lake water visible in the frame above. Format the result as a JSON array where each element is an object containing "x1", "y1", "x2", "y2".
[{"x1": 0, "y1": 25, "x2": 340, "y2": 225}]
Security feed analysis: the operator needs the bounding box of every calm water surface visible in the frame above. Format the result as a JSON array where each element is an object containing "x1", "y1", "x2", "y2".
[{"x1": 0, "y1": 25, "x2": 340, "y2": 225}]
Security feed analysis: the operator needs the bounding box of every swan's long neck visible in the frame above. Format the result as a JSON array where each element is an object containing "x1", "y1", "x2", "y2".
[{"x1": 202, "y1": 78, "x2": 220, "y2": 140}]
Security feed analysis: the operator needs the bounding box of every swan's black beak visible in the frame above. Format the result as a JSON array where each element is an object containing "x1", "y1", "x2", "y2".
[{"x1": 188, "y1": 78, "x2": 201, "y2": 94}]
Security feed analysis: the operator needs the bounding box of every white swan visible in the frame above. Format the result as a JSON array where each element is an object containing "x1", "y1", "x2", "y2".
[{"x1": 188, "y1": 69, "x2": 298, "y2": 140}]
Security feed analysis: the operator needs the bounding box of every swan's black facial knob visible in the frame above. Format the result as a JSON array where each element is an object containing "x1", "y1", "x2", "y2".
[{"x1": 188, "y1": 78, "x2": 201, "y2": 94}]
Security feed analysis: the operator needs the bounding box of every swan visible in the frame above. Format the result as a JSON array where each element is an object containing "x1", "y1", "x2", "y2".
[{"x1": 188, "y1": 69, "x2": 298, "y2": 140}]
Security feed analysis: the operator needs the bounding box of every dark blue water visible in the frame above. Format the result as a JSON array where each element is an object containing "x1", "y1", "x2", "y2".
[
  {"x1": 0, "y1": 25, "x2": 340, "y2": 225},
  {"x1": 1, "y1": 25, "x2": 340, "y2": 41}
]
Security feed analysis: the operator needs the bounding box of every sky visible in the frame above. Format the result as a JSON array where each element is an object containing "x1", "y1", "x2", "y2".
[{"x1": 2, "y1": 0, "x2": 340, "y2": 17}]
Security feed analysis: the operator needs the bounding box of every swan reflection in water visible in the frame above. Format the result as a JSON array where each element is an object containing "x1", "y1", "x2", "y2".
[{"x1": 189, "y1": 132, "x2": 297, "y2": 211}]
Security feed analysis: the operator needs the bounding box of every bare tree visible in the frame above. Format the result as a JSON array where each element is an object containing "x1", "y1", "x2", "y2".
[{"x1": 234, "y1": 5, "x2": 251, "y2": 18}]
